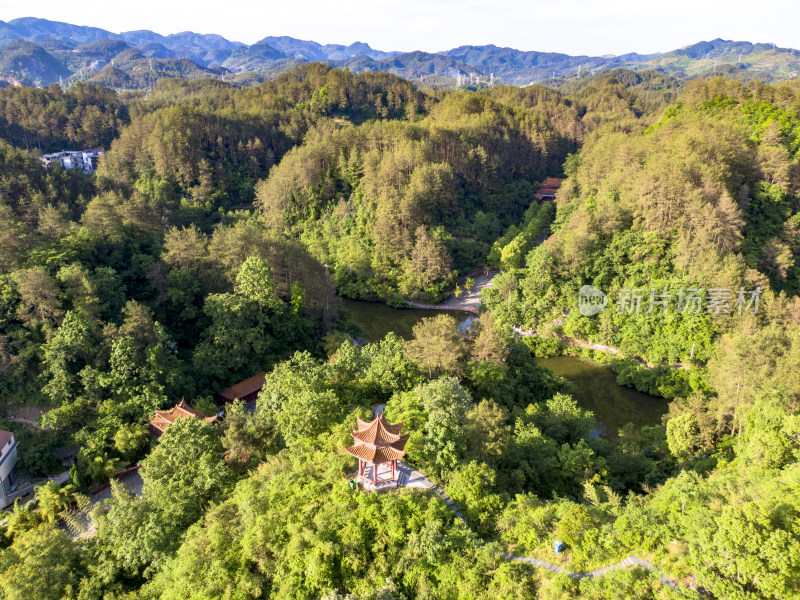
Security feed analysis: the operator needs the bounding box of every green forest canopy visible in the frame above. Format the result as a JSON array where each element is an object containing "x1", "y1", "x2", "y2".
[{"x1": 0, "y1": 66, "x2": 797, "y2": 599}]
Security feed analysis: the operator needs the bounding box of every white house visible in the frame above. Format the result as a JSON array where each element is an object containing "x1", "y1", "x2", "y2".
[
  {"x1": 40, "y1": 149, "x2": 104, "y2": 174},
  {"x1": 0, "y1": 430, "x2": 19, "y2": 509},
  {"x1": 81, "y1": 149, "x2": 103, "y2": 173}
]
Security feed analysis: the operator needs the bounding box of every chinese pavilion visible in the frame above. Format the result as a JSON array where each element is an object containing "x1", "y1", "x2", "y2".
[{"x1": 344, "y1": 415, "x2": 409, "y2": 487}]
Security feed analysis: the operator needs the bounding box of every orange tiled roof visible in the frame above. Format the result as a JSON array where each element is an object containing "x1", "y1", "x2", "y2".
[
  {"x1": 218, "y1": 372, "x2": 266, "y2": 401},
  {"x1": 352, "y1": 416, "x2": 405, "y2": 444},
  {"x1": 149, "y1": 400, "x2": 217, "y2": 435},
  {"x1": 355, "y1": 416, "x2": 404, "y2": 434},
  {"x1": 344, "y1": 415, "x2": 408, "y2": 464},
  {"x1": 541, "y1": 177, "x2": 564, "y2": 188},
  {"x1": 345, "y1": 444, "x2": 407, "y2": 463}
]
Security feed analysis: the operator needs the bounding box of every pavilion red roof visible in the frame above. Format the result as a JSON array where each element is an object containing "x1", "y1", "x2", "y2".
[
  {"x1": 344, "y1": 414, "x2": 408, "y2": 464},
  {"x1": 352, "y1": 416, "x2": 406, "y2": 444},
  {"x1": 346, "y1": 444, "x2": 407, "y2": 463}
]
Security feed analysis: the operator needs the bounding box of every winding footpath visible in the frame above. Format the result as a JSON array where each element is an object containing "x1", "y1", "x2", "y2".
[
  {"x1": 408, "y1": 272, "x2": 691, "y2": 369},
  {"x1": 393, "y1": 460, "x2": 681, "y2": 589},
  {"x1": 388, "y1": 293, "x2": 691, "y2": 591},
  {"x1": 366, "y1": 405, "x2": 684, "y2": 591}
]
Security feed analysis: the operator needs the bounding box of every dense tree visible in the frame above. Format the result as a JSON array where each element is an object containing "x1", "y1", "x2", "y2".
[
  {"x1": 404, "y1": 314, "x2": 467, "y2": 378},
  {"x1": 0, "y1": 82, "x2": 126, "y2": 151},
  {"x1": 255, "y1": 89, "x2": 569, "y2": 301},
  {"x1": 92, "y1": 482, "x2": 189, "y2": 581},
  {"x1": 234, "y1": 256, "x2": 282, "y2": 310},
  {"x1": 220, "y1": 399, "x2": 276, "y2": 471},
  {"x1": 140, "y1": 417, "x2": 232, "y2": 526},
  {"x1": 256, "y1": 352, "x2": 344, "y2": 447},
  {"x1": 0, "y1": 525, "x2": 82, "y2": 600},
  {"x1": 0, "y1": 67, "x2": 797, "y2": 600}
]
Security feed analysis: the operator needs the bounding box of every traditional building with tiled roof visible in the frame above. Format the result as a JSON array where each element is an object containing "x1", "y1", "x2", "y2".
[
  {"x1": 344, "y1": 415, "x2": 409, "y2": 487},
  {"x1": 149, "y1": 400, "x2": 218, "y2": 437},
  {"x1": 217, "y1": 372, "x2": 266, "y2": 404},
  {"x1": 534, "y1": 177, "x2": 564, "y2": 201}
]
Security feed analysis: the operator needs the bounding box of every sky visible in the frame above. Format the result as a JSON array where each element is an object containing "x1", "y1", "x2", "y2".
[{"x1": 3, "y1": 0, "x2": 799, "y2": 56}]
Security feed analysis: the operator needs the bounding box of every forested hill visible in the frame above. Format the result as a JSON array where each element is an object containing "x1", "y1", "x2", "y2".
[
  {"x1": 0, "y1": 66, "x2": 798, "y2": 599},
  {"x1": 1, "y1": 17, "x2": 799, "y2": 87}
]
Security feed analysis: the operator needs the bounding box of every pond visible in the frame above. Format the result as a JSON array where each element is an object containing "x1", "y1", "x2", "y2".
[
  {"x1": 341, "y1": 299, "x2": 668, "y2": 438},
  {"x1": 341, "y1": 298, "x2": 475, "y2": 341},
  {"x1": 535, "y1": 356, "x2": 669, "y2": 438}
]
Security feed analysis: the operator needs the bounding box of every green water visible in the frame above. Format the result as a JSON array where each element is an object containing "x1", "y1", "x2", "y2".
[
  {"x1": 341, "y1": 299, "x2": 668, "y2": 437},
  {"x1": 535, "y1": 356, "x2": 669, "y2": 437},
  {"x1": 341, "y1": 298, "x2": 474, "y2": 342}
]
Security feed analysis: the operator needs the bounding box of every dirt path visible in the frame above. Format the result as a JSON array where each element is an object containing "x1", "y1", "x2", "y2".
[
  {"x1": 513, "y1": 327, "x2": 691, "y2": 370},
  {"x1": 405, "y1": 272, "x2": 690, "y2": 370},
  {"x1": 4, "y1": 407, "x2": 49, "y2": 429},
  {"x1": 406, "y1": 271, "x2": 496, "y2": 314}
]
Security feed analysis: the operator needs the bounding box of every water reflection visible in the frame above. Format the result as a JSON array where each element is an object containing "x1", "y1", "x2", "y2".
[
  {"x1": 535, "y1": 356, "x2": 669, "y2": 438},
  {"x1": 341, "y1": 298, "x2": 473, "y2": 341},
  {"x1": 341, "y1": 298, "x2": 668, "y2": 438}
]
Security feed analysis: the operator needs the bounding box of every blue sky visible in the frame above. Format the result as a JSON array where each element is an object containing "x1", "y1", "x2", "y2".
[{"x1": 4, "y1": 0, "x2": 799, "y2": 55}]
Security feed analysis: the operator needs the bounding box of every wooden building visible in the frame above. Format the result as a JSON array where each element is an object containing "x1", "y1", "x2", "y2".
[
  {"x1": 217, "y1": 372, "x2": 266, "y2": 404},
  {"x1": 534, "y1": 177, "x2": 564, "y2": 201},
  {"x1": 344, "y1": 415, "x2": 409, "y2": 487},
  {"x1": 149, "y1": 400, "x2": 218, "y2": 437}
]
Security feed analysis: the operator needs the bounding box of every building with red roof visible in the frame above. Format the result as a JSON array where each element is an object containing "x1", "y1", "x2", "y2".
[
  {"x1": 149, "y1": 400, "x2": 218, "y2": 437},
  {"x1": 217, "y1": 372, "x2": 266, "y2": 404},
  {"x1": 534, "y1": 177, "x2": 564, "y2": 201},
  {"x1": 344, "y1": 415, "x2": 409, "y2": 487}
]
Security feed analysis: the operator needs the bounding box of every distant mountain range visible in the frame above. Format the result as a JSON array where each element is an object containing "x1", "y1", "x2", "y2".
[{"x1": 0, "y1": 17, "x2": 798, "y2": 89}]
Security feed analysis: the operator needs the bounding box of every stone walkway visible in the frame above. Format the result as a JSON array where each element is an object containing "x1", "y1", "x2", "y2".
[
  {"x1": 69, "y1": 469, "x2": 144, "y2": 539},
  {"x1": 367, "y1": 385, "x2": 685, "y2": 591},
  {"x1": 406, "y1": 271, "x2": 496, "y2": 315},
  {"x1": 389, "y1": 461, "x2": 681, "y2": 591}
]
